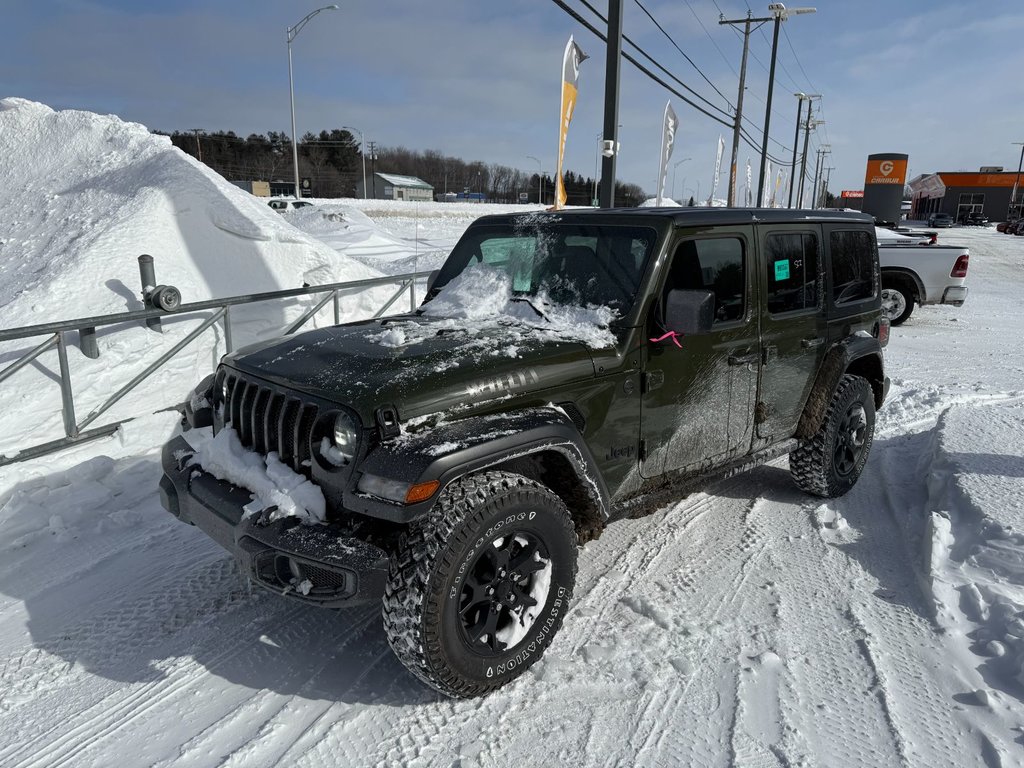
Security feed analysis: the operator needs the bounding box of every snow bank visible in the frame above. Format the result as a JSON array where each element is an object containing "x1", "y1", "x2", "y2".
[
  {"x1": 921, "y1": 402, "x2": 1024, "y2": 692},
  {"x1": 0, "y1": 99, "x2": 389, "y2": 455},
  {"x1": 0, "y1": 99, "x2": 380, "y2": 323}
]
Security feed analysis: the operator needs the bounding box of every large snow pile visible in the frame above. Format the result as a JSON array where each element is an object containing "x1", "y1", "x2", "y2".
[
  {"x1": 0, "y1": 99, "x2": 380, "y2": 322},
  {"x1": 0, "y1": 99, "x2": 390, "y2": 455}
]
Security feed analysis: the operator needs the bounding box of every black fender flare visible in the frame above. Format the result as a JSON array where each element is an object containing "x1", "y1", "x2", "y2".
[
  {"x1": 343, "y1": 406, "x2": 611, "y2": 525},
  {"x1": 796, "y1": 336, "x2": 886, "y2": 440}
]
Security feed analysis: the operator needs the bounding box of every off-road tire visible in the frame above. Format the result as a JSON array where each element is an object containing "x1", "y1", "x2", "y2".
[
  {"x1": 880, "y1": 277, "x2": 914, "y2": 325},
  {"x1": 790, "y1": 374, "x2": 875, "y2": 498},
  {"x1": 382, "y1": 470, "x2": 578, "y2": 698}
]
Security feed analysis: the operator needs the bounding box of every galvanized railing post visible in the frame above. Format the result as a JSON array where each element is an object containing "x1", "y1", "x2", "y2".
[
  {"x1": 333, "y1": 289, "x2": 340, "y2": 325},
  {"x1": 139, "y1": 254, "x2": 162, "y2": 333},
  {"x1": 223, "y1": 305, "x2": 233, "y2": 354},
  {"x1": 55, "y1": 331, "x2": 79, "y2": 439}
]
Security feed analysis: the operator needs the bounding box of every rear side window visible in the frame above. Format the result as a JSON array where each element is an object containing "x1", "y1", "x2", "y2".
[
  {"x1": 830, "y1": 230, "x2": 877, "y2": 305},
  {"x1": 765, "y1": 233, "x2": 819, "y2": 314}
]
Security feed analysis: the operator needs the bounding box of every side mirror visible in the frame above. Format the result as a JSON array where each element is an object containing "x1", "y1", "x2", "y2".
[{"x1": 665, "y1": 288, "x2": 714, "y2": 336}]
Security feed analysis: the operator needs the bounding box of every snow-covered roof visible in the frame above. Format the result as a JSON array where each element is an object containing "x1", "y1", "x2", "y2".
[{"x1": 376, "y1": 172, "x2": 433, "y2": 190}]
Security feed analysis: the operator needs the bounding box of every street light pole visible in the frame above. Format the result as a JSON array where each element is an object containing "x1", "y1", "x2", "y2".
[
  {"x1": 1010, "y1": 142, "x2": 1024, "y2": 221},
  {"x1": 287, "y1": 5, "x2": 339, "y2": 199},
  {"x1": 757, "y1": 3, "x2": 816, "y2": 207},
  {"x1": 342, "y1": 124, "x2": 367, "y2": 199},
  {"x1": 526, "y1": 155, "x2": 543, "y2": 205},
  {"x1": 672, "y1": 157, "x2": 692, "y2": 201}
]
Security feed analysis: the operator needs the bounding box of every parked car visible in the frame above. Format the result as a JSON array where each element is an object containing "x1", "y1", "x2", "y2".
[
  {"x1": 996, "y1": 220, "x2": 1013, "y2": 233},
  {"x1": 875, "y1": 228, "x2": 969, "y2": 325},
  {"x1": 268, "y1": 198, "x2": 314, "y2": 212},
  {"x1": 927, "y1": 212, "x2": 954, "y2": 228},
  {"x1": 964, "y1": 212, "x2": 989, "y2": 226},
  {"x1": 161, "y1": 208, "x2": 890, "y2": 698}
]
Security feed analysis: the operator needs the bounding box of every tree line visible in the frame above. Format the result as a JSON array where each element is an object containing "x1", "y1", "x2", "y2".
[{"x1": 159, "y1": 128, "x2": 647, "y2": 207}]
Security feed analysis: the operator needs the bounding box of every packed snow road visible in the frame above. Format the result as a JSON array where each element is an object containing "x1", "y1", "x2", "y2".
[{"x1": 0, "y1": 222, "x2": 1022, "y2": 767}]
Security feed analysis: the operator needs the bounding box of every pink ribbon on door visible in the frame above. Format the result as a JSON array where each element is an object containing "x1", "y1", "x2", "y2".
[{"x1": 649, "y1": 331, "x2": 683, "y2": 348}]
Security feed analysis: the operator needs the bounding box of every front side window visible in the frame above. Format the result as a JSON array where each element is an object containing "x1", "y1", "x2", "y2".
[
  {"x1": 765, "y1": 233, "x2": 819, "y2": 314},
  {"x1": 665, "y1": 237, "x2": 746, "y2": 323},
  {"x1": 830, "y1": 230, "x2": 877, "y2": 305}
]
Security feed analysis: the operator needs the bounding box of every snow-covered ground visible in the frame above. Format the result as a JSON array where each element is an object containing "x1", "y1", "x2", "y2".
[{"x1": 2, "y1": 99, "x2": 1024, "y2": 766}]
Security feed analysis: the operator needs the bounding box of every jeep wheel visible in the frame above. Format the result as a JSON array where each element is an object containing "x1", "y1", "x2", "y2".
[
  {"x1": 790, "y1": 374, "x2": 876, "y2": 498},
  {"x1": 880, "y1": 278, "x2": 914, "y2": 325},
  {"x1": 382, "y1": 471, "x2": 577, "y2": 698}
]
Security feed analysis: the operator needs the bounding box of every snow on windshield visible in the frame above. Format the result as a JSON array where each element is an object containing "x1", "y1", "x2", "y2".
[{"x1": 420, "y1": 264, "x2": 617, "y2": 348}]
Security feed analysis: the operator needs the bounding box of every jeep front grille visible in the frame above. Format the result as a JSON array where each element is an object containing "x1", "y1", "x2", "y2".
[{"x1": 218, "y1": 371, "x2": 319, "y2": 475}]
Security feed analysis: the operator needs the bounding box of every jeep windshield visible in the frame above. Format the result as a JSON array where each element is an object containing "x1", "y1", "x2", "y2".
[{"x1": 428, "y1": 221, "x2": 658, "y2": 319}]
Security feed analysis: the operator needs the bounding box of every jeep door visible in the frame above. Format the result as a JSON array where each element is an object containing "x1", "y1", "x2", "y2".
[
  {"x1": 754, "y1": 224, "x2": 827, "y2": 443},
  {"x1": 639, "y1": 226, "x2": 758, "y2": 479}
]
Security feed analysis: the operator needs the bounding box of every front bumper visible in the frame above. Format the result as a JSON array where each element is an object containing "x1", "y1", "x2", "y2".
[{"x1": 160, "y1": 435, "x2": 389, "y2": 607}]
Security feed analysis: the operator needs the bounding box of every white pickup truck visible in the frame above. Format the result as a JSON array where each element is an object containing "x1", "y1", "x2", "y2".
[{"x1": 875, "y1": 227, "x2": 969, "y2": 325}]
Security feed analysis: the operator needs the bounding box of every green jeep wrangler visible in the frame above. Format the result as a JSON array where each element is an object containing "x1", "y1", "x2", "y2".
[{"x1": 160, "y1": 208, "x2": 890, "y2": 697}]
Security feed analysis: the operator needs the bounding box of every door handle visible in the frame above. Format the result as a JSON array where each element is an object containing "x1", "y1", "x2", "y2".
[
  {"x1": 728, "y1": 352, "x2": 758, "y2": 366},
  {"x1": 801, "y1": 337, "x2": 824, "y2": 349}
]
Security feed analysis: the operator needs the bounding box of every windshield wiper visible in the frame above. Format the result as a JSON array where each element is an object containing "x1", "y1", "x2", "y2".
[{"x1": 510, "y1": 296, "x2": 550, "y2": 322}]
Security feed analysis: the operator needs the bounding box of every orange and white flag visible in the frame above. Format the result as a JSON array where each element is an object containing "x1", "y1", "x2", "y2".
[{"x1": 554, "y1": 36, "x2": 587, "y2": 210}]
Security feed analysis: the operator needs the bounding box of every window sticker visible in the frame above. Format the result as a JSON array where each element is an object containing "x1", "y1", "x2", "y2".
[{"x1": 774, "y1": 259, "x2": 790, "y2": 281}]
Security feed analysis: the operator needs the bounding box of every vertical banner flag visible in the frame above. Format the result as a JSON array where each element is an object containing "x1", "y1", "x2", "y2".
[
  {"x1": 745, "y1": 158, "x2": 752, "y2": 207},
  {"x1": 555, "y1": 36, "x2": 588, "y2": 210},
  {"x1": 709, "y1": 135, "x2": 725, "y2": 206},
  {"x1": 762, "y1": 161, "x2": 772, "y2": 209},
  {"x1": 655, "y1": 101, "x2": 679, "y2": 206},
  {"x1": 771, "y1": 169, "x2": 785, "y2": 208}
]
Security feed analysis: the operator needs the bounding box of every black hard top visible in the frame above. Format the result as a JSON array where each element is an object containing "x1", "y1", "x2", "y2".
[{"x1": 474, "y1": 206, "x2": 874, "y2": 228}]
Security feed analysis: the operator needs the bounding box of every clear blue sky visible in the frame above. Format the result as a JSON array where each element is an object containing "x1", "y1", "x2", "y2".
[{"x1": 4, "y1": 0, "x2": 1023, "y2": 201}]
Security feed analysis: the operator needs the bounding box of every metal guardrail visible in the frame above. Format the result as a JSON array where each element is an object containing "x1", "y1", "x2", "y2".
[{"x1": 0, "y1": 268, "x2": 433, "y2": 466}]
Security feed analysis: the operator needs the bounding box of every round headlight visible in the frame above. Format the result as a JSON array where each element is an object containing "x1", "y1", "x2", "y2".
[{"x1": 333, "y1": 412, "x2": 358, "y2": 459}]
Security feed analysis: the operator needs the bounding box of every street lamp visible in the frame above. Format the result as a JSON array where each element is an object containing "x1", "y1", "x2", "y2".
[
  {"x1": 756, "y1": 3, "x2": 816, "y2": 206},
  {"x1": 526, "y1": 155, "x2": 543, "y2": 205},
  {"x1": 342, "y1": 125, "x2": 367, "y2": 199},
  {"x1": 287, "y1": 5, "x2": 339, "y2": 199},
  {"x1": 672, "y1": 157, "x2": 692, "y2": 201}
]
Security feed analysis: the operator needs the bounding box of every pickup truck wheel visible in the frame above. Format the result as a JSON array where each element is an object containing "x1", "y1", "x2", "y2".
[
  {"x1": 382, "y1": 470, "x2": 577, "y2": 698},
  {"x1": 880, "y1": 278, "x2": 914, "y2": 325},
  {"x1": 790, "y1": 374, "x2": 875, "y2": 498}
]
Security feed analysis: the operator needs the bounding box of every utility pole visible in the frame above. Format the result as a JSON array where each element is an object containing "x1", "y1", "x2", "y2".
[
  {"x1": 796, "y1": 105, "x2": 822, "y2": 208},
  {"x1": 190, "y1": 128, "x2": 204, "y2": 163},
  {"x1": 788, "y1": 93, "x2": 818, "y2": 207},
  {"x1": 756, "y1": 4, "x2": 816, "y2": 206},
  {"x1": 811, "y1": 147, "x2": 825, "y2": 209},
  {"x1": 719, "y1": 12, "x2": 770, "y2": 206},
  {"x1": 1010, "y1": 142, "x2": 1024, "y2": 221},
  {"x1": 600, "y1": 0, "x2": 624, "y2": 208},
  {"x1": 822, "y1": 165, "x2": 834, "y2": 207},
  {"x1": 367, "y1": 141, "x2": 379, "y2": 198}
]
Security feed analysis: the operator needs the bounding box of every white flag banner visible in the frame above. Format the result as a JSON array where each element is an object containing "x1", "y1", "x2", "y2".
[
  {"x1": 655, "y1": 101, "x2": 679, "y2": 206},
  {"x1": 745, "y1": 158, "x2": 752, "y2": 207},
  {"x1": 771, "y1": 168, "x2": 785, "y2": 208},
  {"x1": 762, "y1": 161, "x2": 772, "y2": 208},
  {"x1": 709, "y1": 135, "x2": 725, "y2": 206}
]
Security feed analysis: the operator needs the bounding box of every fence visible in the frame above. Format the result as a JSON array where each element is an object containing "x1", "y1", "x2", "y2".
[{"x1": 0, "y1": 266, "x2": 433, "y2": 467}]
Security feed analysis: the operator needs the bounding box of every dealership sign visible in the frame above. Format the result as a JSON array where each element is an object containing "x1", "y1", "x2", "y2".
[
  {"x1": 841, "y1": 190, "x2": 864, "y2": 198},
  {"x1": 865, "y1": 158, "x2": 908, "y2": 186}
]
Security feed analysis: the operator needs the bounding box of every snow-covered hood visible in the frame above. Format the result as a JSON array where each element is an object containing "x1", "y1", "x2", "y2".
[{"x1": 223, "y1": 316, "x2": 600, "y2": 424}]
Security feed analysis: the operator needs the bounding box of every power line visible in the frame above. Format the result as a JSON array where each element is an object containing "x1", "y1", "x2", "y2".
[
  {"x1": 574, "y1": 0, "x2": 734, "y2": 119},
  {"x1": 549, "y1": 0, "x2": 736, "y2": 127},
  {"x1": 560, "y1": 0, "x2": 791, "y2": 163},
  {"x1": 631, "y1": 0, "x2": 734, "y2": 110}
]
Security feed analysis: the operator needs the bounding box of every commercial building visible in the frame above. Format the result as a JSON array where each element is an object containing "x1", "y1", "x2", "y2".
[
  {"x1": 908, "y1": 169, "x2": 1023, "y2": 222},
  {"x1": 356, "y1": 172, "x2": 434, "y2": 201}
]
